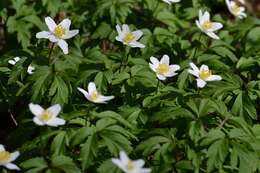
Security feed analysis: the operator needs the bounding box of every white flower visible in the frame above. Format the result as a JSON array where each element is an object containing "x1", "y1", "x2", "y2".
[
  {"x1": 77, "y1": 82, "x2": 114, "y2": 104},
  {"x1": 188, "y1": 62, "x2": 222, "y2": 88},
  {"x1": 112, "y1": 151, "x2": 151, "y2": 173},
  {"x1": 29, "y1": 103, "x2": 65, "y2": 127},
  {"x1": 36, "y1": 17, "x2": 79, "y2": 54},
  {"x1": 149, "y1": 55, "x2": 180, "y2": 81},
  {"x1": 8, "y1": 57, "x2": 20, "y2": 65},
  {"x1": 195, "y1": 10, "x2": 223, "y2": 39},
  {"x1": 27, "y1": 64, "x2": 35, "y2": 74},
  {"x1": 226, "y1": 0, "x2": 247, "y2": 19},
  {"x1": 162, "y1": 0, "x2": 180, "y2": 4},
  {"x1": 116, "y1": 24, "x2": 145, "y2": 48},
  {"x1": 0, "y1": 144, "x2": 20, "y2": 170}
]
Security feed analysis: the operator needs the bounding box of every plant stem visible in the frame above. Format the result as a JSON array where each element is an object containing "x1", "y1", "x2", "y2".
[
  {"x1": 48, "y1": 43, "x2": 55, "y2": 64},
  {"x1": 156, "y1": 79, "x2": 160, "y2": 94}
]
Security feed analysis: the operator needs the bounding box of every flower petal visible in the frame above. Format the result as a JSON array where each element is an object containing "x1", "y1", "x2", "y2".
[
  {"x1": 97, "y1": 95, "x2": 115, "y2": 103},
  {"x1": 45, "y1": 17, "x2": 57, "y2": 32},
  {"x1": 206, "y1": 75, "x2": 222, "y2": 81},
  {"x1": 150, "y1": 57, "x2": 159, "y2": 66},
  {"x1": 4, "y1": 163, "x2": 20, "y2": 170},
  {"x1": 188, "y1": 69, "x2": 199, "y2": 78},
  {"x1": 10, "y1": 151, "x2": 20, "y2": 162},
  {"x1": 88, "y1": 82, "x2": 97, "y2": 95},
  {"x1": 129, "y1": 41, "x2": 145, "y2": 48},
  {"x1": 200, "y1": 64, "x2": 209, "y2": 71},
  {"x1": 63, "y1": 30, "x2": 79, "y2": 39},
  {"x1": 49, "y1": 35, "x2": 59, "y2": 42},
  {"x1": 29, "y1": 103, "x2": 44, "y2": 117},
  {"x1": 36, "y1": 31, "x2": 51, "y2": 39},
  {"x1": 132, "y1": 30, "x2": 143, "y2": 40},
  {"x1": 47, "y1": 104, "x2": 61, "y2": 117},
  {"x1": 160, "y1": 55, "x2": 170, "y2": 65},
  {"x1": 134, "y1": 159, "x2": 145, "y2": 168},
  {"x1": 33, "y1": 117, "x2": 45, "y2": 126},
  {"x1": 59, "y1": 19, "x2": 71, "y2": 30},
  {"x1": 119, "y1": 151, "x2": 129, "y2": 165},
  {"x1": 196, "y1": 20, "x2": 203, "y2": 31},
  {"x1": 0, "y1": 145, "x2": 5, "y2": 152},
  {"x1": 57, "y1": 39, "x2": 69, "y2": 54},
  {"x1": 201, "y1": 11, "x2": 210, "y2": 23},
  {"x1": 116, "y1": 24, "x2": 122, "y2": 34},
  {"x1": 112, "y1": 159, "x2": 128, "y2": 172},
  {"x1": 205, "y1": 31, "x2": 220, "y2": 39},
  {"x1": 142, "y1": 168, "x2": 152, "y2": 173},
  {"x1": 208, "y1": 22, "x2": 223, "y2": 32},
  {"x1": 47, "y1": 118, "x2": 65, "y2": 127},
  {"x1": 189, "y1": 62, "x2": 200, "y2": 74},
  {"x1": 149, "y1": 63, "x2": 157, "y2": 72},
  {"x1": 196, "y1": 78, "x2": 207, "y2": 88},
  {"x1": 122, "y1": 24, "x2": 130, "y2": 33},
  {"x1": 8, "y1": 60, "x2": 16, "y2": 65},
  {"x1": 157, "y1": 74, "x2": 166, "y2": 80}
]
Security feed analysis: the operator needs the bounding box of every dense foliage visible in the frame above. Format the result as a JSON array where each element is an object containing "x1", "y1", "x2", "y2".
[{"x1": 1, "y1": 0, "x2": 260, "y2": 172}]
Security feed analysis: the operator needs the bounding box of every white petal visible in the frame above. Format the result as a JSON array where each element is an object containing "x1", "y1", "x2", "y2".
[
  {"x1": 45, "y1": 17, "x2": 57, "y2": 32},
  {"x1": 160, "y1": 55, "x2": 170, "y2": 65},
  {"x1": 29, "y1": 103, "x2": 44, "y2": 117},
  {"x1": 200, "y1": 64, "x2": 209, "y2": 71},
  {"x1": 47, "y1": 104, "x2": 61, "y2": 117},
  {"x1": 150, "y1": 56, "x2": 160, "y2": 66},
  {"x1": 0, "y1": 145, "x2": 5, "y2": 152},
  {"x1": 188, "y1": 69, "x2": 199, "y2": 78},
  {"x1": 97, "y1": 95, "x2": 115, "y2": 103},
  {"x1": 205, "y1": 31, "x2": 220, "y2": 39},
  {"x1": 63, "y1": 30, "x2": 79, "y2": 39},
  {"x1": 77, "y1": 87, "x2": 89, "y2": 96},
  {"x1": 165, "y1": 65, "x2": 180, "y2": 77},
  {"x1": 59, "y1": 19, "x2": 71, "y2": 30},
  {"x1": 132, "y1": 30, "x2": 143, "y2": 40},
  {"x1": 57, "y1": 39, "x2": 68, "y2": 54},
  {"x1": 196, "y1": 20, "x2": 203, "y2": 31},
  {"x1": 208, "y1": 22, "x2": 223, "y2": 32},
  {"x1": 14, "y1": 57, "x2": 20, "y2": 62},
  {"x1": 116, "y1": 24, "x2": 122, "y2": 34},
  {"x1": 129, "y1": 41, "x2": 145, "y2": 48},
  {"x1": 33, "y1": 117, "x2": 45, "y2": 126},
  {"x1": 189, "y1": 62, "x2": 200, "y2": 75},
  {"x1": 8, "y1": 60, "x2": 16, "y2": 65},
  {"x1": 47, "y1": 118, "x2": 65, "y2": 127},
  {"x1": 9, "y1": 151, "x2": 20, "y2": 162},
  {"x1": 141, "y1": 168, "x2": 152, "y2": 173},
  {"x1": 112, "y1": 159, "x2": 127, "y2": 172},
  {"x1": 157, "y1": 74, "x2": 166, "y2": 80},
  {"x1": 119, "y1": 151, "x2": 129, "y2": 165},
  {"x1": 133, "y1": 159, "x2": 145, "y2": 168},
  {"x1": 149, "y1": 63, "x2": 157, "y2": 72},
  {"x1": 196, "y1": 78, "x2": 207, "y2": 88},
  {"x1": 169, "y1": 64, "x2": 180, "y2": 71},
  {"x1": 206, "y1": 75, "x2": 222, "y2": 81},
  {"x1": 122, "y1": 24, "x2": 130, "y2": 33},
  {"x1": 27, "y1": 65, "x2": 35, "y2": 74},
  {"x1": 49, "y1": 35, "x2": 59, "y2": 42},
  {"x1": 199, "y1": 10, "x2": 203, "y2": 22},
  {"x1": 201, "y1": 11, "x2": 210, "y2": 23},
  {"x1": 88, "y1": 82, "x2": 97, "y2": 94},
  {"x1": 36, "y1": 31, "x2": 51, "y2": 39},
  {"x1": 4, "y1": 163, "x2": 20, "y2": 170}
]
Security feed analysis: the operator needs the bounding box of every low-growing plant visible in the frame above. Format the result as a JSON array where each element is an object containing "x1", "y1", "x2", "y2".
[{"x1": 1, "y1": 0, "x2": 260, "y2": 173}]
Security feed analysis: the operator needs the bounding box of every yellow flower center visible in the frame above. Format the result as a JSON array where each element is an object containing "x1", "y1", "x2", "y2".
[
  {"x1": 157, "y1": 64, "x2": 169, "y2": 75},
  {"x1": 127, "y1": 160, "x2": 135, "y2": 171},
  {"x1": 123, "y1": 33, "x2": 135, "y2": 44},
  {"x1": 40, "y1": 110, "x2": 53, "y2": 122},
  {"x1": 0, "y1": 151, "x2": 11, "y2": 163},
  {"x1": 202, "y1": 21, "x2": 213, "y2": 30},
  {"x1": 199, "y1": 70, "x2": 212, "y2": 80},
  {"x1": 231, "y1": 3, "x2": 241, "y2": 14},
  {"x1": 90, "y1": 91, "x2": 100, "y2": 101},
  {"x1": 54, "y1": 25, "x2": 66, "y2": 38}
]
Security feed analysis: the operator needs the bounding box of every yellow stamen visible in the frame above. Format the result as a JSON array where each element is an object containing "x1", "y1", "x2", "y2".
[
  {"x1": 40, "y1": 110, "x2": 53, "y2": 122},
  {"x1": 157, "y1": 64, "x2": 169, "y2": 75},
  {"x1": 123, "y1": 33, "x2": 135, "y2": 44},
  {"x1": 90, "y1": 91, "x2": 100, "y2": 101},
  {"x1": 202, "y1": 21, "x2": 213, "y2": 30},
  {"x1": 127, "y1": 160, "x2": 134, "y2": 171},
  {"x1": 231, "y1": 3, "x2": 241, "y2": 14},
  {"x1": 0, "y1": 151, "x2": 11, "y2": 163},
  {"x1": 54, "y1": 25, "x2": 66, "y2": 38},
  {"x1": 199, "y1": 69, "x2": 212, "y2": 80}
]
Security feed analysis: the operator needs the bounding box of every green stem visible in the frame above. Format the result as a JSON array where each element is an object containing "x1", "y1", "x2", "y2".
[
  {"x1": 48, "y1": 43, "x2": 55, "y2": 64},
  {"x1": 156, "y1": 79, "x2": 160, "y2": 94}
]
